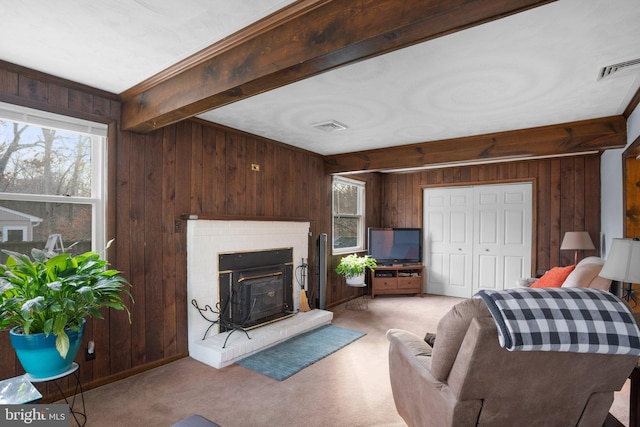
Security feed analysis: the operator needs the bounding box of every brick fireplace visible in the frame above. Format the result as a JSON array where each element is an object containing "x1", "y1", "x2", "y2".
[{"x1": 187, "y1": 219, "x2": 332, "y2": 368}]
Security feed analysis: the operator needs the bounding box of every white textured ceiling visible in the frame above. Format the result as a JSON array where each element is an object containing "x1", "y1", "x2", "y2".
[
  {"x1": 0, "y1": 0, "x2": 296, "y2": 92},
  {"x1": 1, "y1": 0, "x2": 640, "y2": 158},
  {"x1": 200, "y1": 0, "x2": 640, "y2": 155}
]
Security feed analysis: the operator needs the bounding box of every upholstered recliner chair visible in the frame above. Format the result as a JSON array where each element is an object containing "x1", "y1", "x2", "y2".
[{"x1": 387, "y1": 297, "x2": 638, "y2": 427}]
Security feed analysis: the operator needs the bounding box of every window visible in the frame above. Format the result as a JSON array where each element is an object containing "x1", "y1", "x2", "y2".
[
  {"x1": 4, "y1": 226, "x2": 27, "y2": 242},
  {"x1": 0, "y1": 102, "x2": 107, "y2": 259},
  {"x1": 332, "y1": 176, "x2": 365, "y2": 253}
]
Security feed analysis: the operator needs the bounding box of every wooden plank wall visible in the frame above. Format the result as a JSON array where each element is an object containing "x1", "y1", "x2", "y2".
[
  {"x1": 0, "y1": 62, "x2": 347, "y2": 393},
  {"x1": 117, "y1": 120, "x2": 338, "y2": 367},
  {"x1": 381, "y1": 156, "x2": 602, "y2": 273},
  {"x1": 626, "y1": 157, "x2": 640, "y2": 239}
]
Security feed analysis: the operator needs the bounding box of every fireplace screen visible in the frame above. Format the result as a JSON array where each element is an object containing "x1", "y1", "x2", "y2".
[{"x1": 218, "y1": 248, "x2": 294, "y2": 332}]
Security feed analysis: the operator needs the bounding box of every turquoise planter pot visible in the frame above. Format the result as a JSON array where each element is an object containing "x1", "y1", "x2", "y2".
[{"x1": 9, "y1": 320, "x2": 85, "y2": 378}]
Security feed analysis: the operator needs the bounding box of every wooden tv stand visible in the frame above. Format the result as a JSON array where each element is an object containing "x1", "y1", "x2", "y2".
[{"x1": 371, "y1": 264, "x2": 423, "y2": 298}]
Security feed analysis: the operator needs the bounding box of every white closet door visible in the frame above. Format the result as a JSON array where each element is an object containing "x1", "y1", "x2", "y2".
[
  {"x1": 423, "y1": 183, "x2": 532, "y2": 298},
  {"x1": 472, "y1": 183, "x2": 532, "y2": 294},
  {"x1": 423, "y1": 187, "x2": 474, "y2": 298}
]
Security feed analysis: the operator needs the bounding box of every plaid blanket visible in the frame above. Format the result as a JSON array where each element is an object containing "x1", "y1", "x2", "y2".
[{"x1": 475, "y1": 287, "x2": 640, "y2": 355}]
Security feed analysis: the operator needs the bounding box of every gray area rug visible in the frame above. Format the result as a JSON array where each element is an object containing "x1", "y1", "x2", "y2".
[{"x1": 236, "y1": 324, "x2": 366, "y2": 380}]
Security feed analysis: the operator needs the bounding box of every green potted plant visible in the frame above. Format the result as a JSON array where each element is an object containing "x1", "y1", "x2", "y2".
[
  {"x1": 335, "y1": 253, "x2": 377, "y2": 286},
  {"x1": 0, "y1": 240, "x2": 132, "y2": 378}
]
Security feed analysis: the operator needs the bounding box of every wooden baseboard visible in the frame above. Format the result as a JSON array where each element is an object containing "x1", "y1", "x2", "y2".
[{"x1": 40, "y1": 353, "x2": 189, "y2": 403}]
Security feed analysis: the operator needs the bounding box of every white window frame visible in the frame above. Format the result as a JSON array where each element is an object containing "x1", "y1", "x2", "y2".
[
  {"x1": 2, "y1": 226, "x2": 27, "y2": 242},
  {"x1": 332, "y1": 176, "x2": 365, "y2": 254},
  {"x1": 0, "y1": 102, "x2": 108, "y2": 252}
]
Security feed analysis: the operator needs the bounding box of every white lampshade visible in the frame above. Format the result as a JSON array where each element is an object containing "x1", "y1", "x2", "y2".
[
  {"x1": 560, "y1": 232, "x2": 596, "y2": 251},
  {"x1": 560, "y1": 231, "x2": 595, "y2": 264},
  {"x1": 599, "y1": 238, "x2": 640, "y2": 283}
]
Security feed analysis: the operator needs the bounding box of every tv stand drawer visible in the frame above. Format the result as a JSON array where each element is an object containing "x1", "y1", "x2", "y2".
[
  {"x1": 398, "y1": 277, "x2": 421, "y2": 290},
  {"x1": 374, "y1": 277, "x2": 397, "y2": 290}
]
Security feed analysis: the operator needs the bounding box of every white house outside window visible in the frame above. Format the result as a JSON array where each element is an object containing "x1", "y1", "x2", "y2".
[
  {"x1": 0, "y1": 102, "x2": 107, "y2": 259},
  {"x1": 332, "y1": 176, "x2": 365, "y2": 254}
]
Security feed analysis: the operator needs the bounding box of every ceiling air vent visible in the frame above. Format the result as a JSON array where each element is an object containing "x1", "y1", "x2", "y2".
[
  {"x1": 312, "y1": 120, "x2": 348, "y2": 133},
  {"x1": 598, "y1": 57, "x2": 640, "y2": 80}
]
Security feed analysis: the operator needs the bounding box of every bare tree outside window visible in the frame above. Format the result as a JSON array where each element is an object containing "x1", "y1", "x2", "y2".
[
  {"x1": 0, "y1": 122, "x2": 92, "y2": 196},
  {"x1": 0, "y1": 118, "x2": 97, "y2": 256}
]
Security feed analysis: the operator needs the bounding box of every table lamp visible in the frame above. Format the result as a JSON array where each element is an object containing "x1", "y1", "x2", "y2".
[
  {"x1": 599, "y1": 238, "x2": 640, "y2": 304},
  {"x1": 560, "y1": 231, "x2": 595, "y2": 265}
]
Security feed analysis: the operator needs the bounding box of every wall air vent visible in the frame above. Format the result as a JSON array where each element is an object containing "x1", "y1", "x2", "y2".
[
  {"x1": 312, "y1": 120, "x2": 348, "y2": 133},
  {"x1": 598, "y1": 58, "x2": 640, "y2": 80}
]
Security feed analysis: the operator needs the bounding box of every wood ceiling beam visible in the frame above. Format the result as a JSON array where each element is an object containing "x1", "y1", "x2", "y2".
[
  {"x1": 120, "y1": 0, "x2": 555, "y2": 133},
  {"x1": 323, "y1": 116, "x2": 627, "y2": 174}
]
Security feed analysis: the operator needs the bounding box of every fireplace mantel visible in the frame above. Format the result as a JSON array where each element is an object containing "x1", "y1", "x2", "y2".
[{"x1": 182, "y1": 214, "x2": 310, "y2": 222}]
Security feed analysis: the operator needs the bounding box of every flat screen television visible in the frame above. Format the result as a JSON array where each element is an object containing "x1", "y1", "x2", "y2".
[{"x1": 368, "y1": 227, "x2": 422, "y2": 265}]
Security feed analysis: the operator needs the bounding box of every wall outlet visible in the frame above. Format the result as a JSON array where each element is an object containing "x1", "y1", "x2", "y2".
[{"x1": 85, "y1": 340, "x2": 96, "y2": 361}]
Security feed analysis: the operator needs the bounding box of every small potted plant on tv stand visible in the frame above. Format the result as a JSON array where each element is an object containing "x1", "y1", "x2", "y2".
[{"x1": 335, "y1": 253, "x2": 377, "y2": 286}]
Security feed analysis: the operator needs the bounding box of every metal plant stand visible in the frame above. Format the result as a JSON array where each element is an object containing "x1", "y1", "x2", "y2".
[{"x1": 345, "y1": 282, "x2": 368, "y2": 310}]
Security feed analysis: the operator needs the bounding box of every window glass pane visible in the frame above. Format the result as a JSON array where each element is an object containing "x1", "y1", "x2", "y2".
[
  {"x1": 0, "y1": 121, "x2": 92, "y2": 197},
  {"x1": 333, "y1": 216, "x2": 359, "y2": 249},
  {"x1": 333, "y1": 181, "x2": 359, "y2": 215},
  {"x1": 0, "y1": 200, "x2": 91, "y2": 254}
]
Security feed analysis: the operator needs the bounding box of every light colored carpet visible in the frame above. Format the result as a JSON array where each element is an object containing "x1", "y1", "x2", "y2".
[{"x1": 78, "y1": 294, "x2": 631, "y2": 427}]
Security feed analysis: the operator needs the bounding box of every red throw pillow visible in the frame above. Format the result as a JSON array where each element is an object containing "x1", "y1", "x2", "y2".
[{"x1": 530, "y1": 265, "x2": 576, "y2": 288}]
